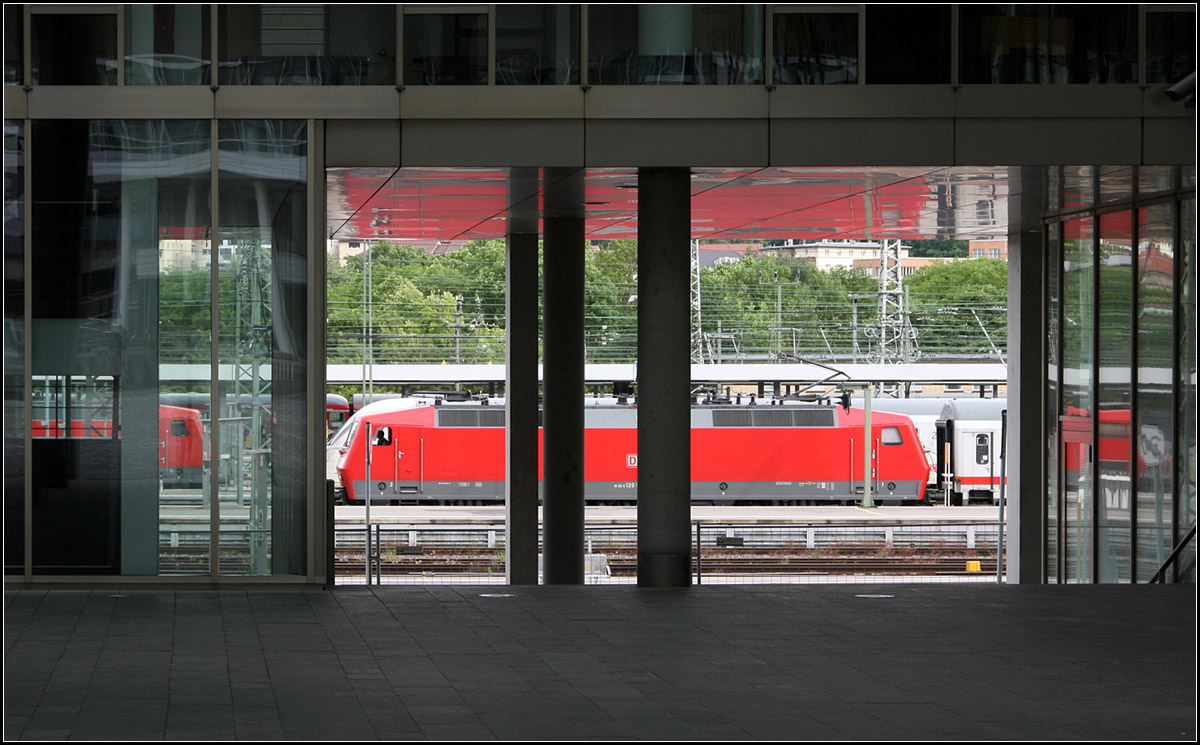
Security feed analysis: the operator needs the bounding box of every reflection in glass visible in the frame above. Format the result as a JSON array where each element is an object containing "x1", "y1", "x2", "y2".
[
  {"x1": 1062, "y1": 216, "x2": 1093, "y2": 582},
  {"x1": 219, "y1": 5, "x2": 395, "y2": 85},
  {"x1": 404, "y1": 13, "x2": 487, "y2": 85},
  {"x1": 1177, "y1": 199, "x2": 1196, "y2": 582},
  {"x1": 126, "y1": 5, "x2": 211, "y2": 85},
  {"x1": 959, "y1": 5, "x2": 1137, "y2": 84},
  {"x1": 1136, "y1": 204, "x2": 1174, "y2": 581},
  {"x1": 4, "y1": 5, "x2": 21, "y2": 85},
  {"x1": 1063, "y1": 166, "x2": 1093, "y2": 211},
  {"x1": 1138, "y1": 166, "x2": 1175, "y2": 197},
  {"x1": 4, "y1": 120, "x2": 23, "y2": 574},
  {"x1": 1096, "y1": 211, "x2": 1131, "y2": 582},
  {"x1": 30, "y1": 120, "x2": 212, "y2": 576},
  {"x1": 1045, "y1": 223, "x2": 1060, "y2": 582},
  {"x1": 1146, "y1": 12, "x2": 1196, "y2": 85},
  {"x1": 218, "y1": 120, "x2": 307, "y2": 576},
  {"x1": 773, "y1": 12, "x2": 856, "y2": 84},
  {"x1": 1047, "y1": 166, "x2": 1060, "y2": 214},
  {"x1": 589, "y1": 5, "x2": 764, "y2": 85},
  {"x1": 31, "y1": 13, "x2": 117, "y2": 85},
  {"x1": 496, "y1": 5, "x2": 579, "y2": 85},
  {"x1": 1098, "y1": 166, "x2": 1133, "y2": 204}
]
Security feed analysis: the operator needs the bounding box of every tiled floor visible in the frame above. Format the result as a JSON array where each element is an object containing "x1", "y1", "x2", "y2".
[{"x1": 5, "y1": 584, "x2": 1195, "y2": 740}]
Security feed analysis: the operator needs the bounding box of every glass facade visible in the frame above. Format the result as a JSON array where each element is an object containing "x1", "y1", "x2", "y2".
[
  {"x1": 125, "y1": 4, "x2": 211, "y2": 85},
  {"x1": 959, "y1": 5, "x2": 1137, "y2": 84},
  {"x1": 216, "y1": 120, "x2": 308, "y2": 576},
  {"x1": 31, "y1": 12, "x2": 118, "y2": 85},
  {"x1": 496, "y1": 5, "x2": 580, "y2": 85},
  {"x1": 1136, "y1": 203, "x2": 1175, "y2": 580},
  {"x1": 9, "y1": 119, "x2": 309, "y2": 578},
  {"x1": 773, "y1": 11, "x2": 856, "y2": 85},
  {"x1": 1146, "y1": 11, "x2": 1196, "y2": 85},
  {"x1": 589, "y1": 5, "x2": 764, "y2": 84},
  {"x1": 404, "y1": 11, "x2": 488, "y2": 86},
  {"x1": 219, "y1": 5, "x2": 395, "y2": 85},
  {"x1": 4, "y1": 120, "x2": 23, "y2": 574},
  {"x1": 865, "y1": 5, "x2": 950, "y2": 84},
  {"x1": 1046, "y1": 168, "x2": 1197, "y2": 583}
]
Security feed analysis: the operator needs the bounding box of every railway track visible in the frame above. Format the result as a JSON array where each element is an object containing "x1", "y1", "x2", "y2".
[{"x1": 332, "y1": 548, "x2": 998, "y2": 578}]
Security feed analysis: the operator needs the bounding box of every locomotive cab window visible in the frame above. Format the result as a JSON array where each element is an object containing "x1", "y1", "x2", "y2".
[
  {"x1": 975, "y1": 433, "x2": 990, "y2": 464},
  {"x1": 169, "y1": 420, "x2": 189, "y2": 437},
  {"x1": 881, "y1": 426, "x2": 903, "y2": 445}
]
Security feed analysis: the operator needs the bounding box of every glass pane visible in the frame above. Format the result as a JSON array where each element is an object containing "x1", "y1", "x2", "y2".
[
  {"x1": 217, "y1": 120, "x2": 307, "y2": 576},
  {"x1": 1047, "y1": 166, "x2": 1060, "y2": 213},
  {"x1": 1138, "y1": 166, "x2": 1175, "y2": 197},
  {"x1": 4, "y1": 120, "x2": 23, "y2": 574},
  {"x1": 31, "y1": 120, "x2": 211, "y2": 575},
  {"x1": 404, "y1": 13, "x2": 487, "y2": 86},
  {"x1": 588, "y1": 5, "x2": 765, "y2": 85},
  {"x1": 773, "y1": 12, "x2": 857, "y2": 85},
  {"x1": 4, "y1": 5, "x2": 21, "y2": 85},
  {"x1": 865, "y1": 5, "x2": 950, "y2": 84},
  {"x1": 1177, "y1": 199, "x2": 1196, "y2": 582},
  {"x1": 125, "y1": 4, "x2": 211, "y2": 85},
  {"x1": 496, "y1": 5, "x2": 579, "y2": 85},
  {"x1": 1062, "y1": 216, "x2": 1093, "y2": 582},
  {"x1": 1135, "y1": 203, "x2": 1174, "y2": 582},
  {"x1": 1045, "y1": 222, "x2": 1060, "y2": 582},
  {"x1": 1098, "y1": 166, "x2": 1133, "y2": 204},
  {"x1": 1146, "y1": 11, "x2": 1196, "y2": 85},
  {"x1": 219, "y1": 5, "x2": 395, "y2": 85},
  {"x1": 1096, "y1": 211, "x2": 1131, "y2": 582},
  {"x1": 960, "y1": 5, "x2": 1137, "y2": 84},
  {"x1": 1063, "y1": 166, "x2": 1093, "y2": 211},
  {"x1": 31, "y1": 13, "x2": 117, "y2": 85}
]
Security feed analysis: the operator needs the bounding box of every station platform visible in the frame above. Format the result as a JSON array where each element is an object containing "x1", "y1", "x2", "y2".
[{"x1": 5, "y1": 583, "x2": 1194, "y2": 740}]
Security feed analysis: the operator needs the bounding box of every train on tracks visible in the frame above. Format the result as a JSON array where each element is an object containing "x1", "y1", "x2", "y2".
[{"x1": 330, "y1": 393, "x2": 933, "y2": 505}]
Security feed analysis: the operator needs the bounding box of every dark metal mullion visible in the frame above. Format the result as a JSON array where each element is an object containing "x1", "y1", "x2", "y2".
[
  {"x1": 1170, "y1": 186, "x2": 1184, "y2": 583},
  {"x1": 1054, "y1": 220, "x2": 1066, "y2": 583},
  {"x1": 1090, "y1": 205, "x2": 1100, "y2": 584},
  {"x1": 1129, "y1": 196, "x2": 1139, "y2": 582}
]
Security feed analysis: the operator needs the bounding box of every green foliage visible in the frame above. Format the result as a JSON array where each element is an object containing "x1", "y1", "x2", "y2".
[
  {"x1": 317, "y1": 240, "x2": 1011, "y2": 366},
  {"x1": 905, "y1": 259, "x2": 1008, "y2": 358},
  {"x1": 907, "y1": 239, "x2": 968, "y2": 258}
]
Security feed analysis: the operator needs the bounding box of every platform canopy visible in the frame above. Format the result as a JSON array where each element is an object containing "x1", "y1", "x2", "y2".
[{"x1": 327, "y1": 166, "x2": 1011, "y2": 243}]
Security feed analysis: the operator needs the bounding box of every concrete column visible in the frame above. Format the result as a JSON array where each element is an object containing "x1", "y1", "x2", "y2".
[
  {"x1": 505, "y1": 167, "x2": 540, "y2": 585},
  {"x1": 1007, "y1": 165, "x2": 1047, "y2": 584},
  {"x1": 541, "y1": 167, "x2": 585, "y2": 584},
  {"x1": 637, "y1": 167, "x2": 692, "y2": 587}
]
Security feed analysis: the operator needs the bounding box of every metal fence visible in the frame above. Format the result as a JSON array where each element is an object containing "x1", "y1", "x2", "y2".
[{"x1": 334, "y1": 521, "x2": 1005, "y2": 585}]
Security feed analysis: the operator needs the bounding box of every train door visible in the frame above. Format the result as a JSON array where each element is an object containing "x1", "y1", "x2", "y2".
[
  {"x1": 935, "y1": 419, "x2": 954, "y2": 504},
  {"x1": 366, "y1": 423, "x2": 424, "y2": 500},
  {"x1": 391, "y1": 425, "x2": 422, "y2": 496},
  {"x1": 962, "y1": 429, "x2": 994, "y2": 504},
  {"x1": 849, "y1": 426, "x2": 881, "y2": 503}
]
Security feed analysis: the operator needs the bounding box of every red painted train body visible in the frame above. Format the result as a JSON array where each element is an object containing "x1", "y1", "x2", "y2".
[{"x1": 334, "y1": 398, "x2": 932, "y2": 504}]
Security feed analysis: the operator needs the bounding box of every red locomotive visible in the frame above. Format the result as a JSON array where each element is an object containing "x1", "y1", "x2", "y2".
[
  {"x1": 334, "y1": 396, "x2": 932, "y2": 504},
  {"x1": 159, "y1": 405, "x2": 205, "y2": 487},
  {"x1": 31, "y1": 404, "x2": 206, "y2": 488}
]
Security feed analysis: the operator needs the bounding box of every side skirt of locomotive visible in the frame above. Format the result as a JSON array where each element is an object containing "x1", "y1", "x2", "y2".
[{"x1": 349, "y1": 479, "x2": 927, "y2": 504}]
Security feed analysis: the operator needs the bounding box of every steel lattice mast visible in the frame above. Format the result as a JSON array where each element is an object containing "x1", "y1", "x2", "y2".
[
  {"x1": 691, "y1": 239, "x2": 704, "y2": 362},
  {"x1": 233, "y1": 236, "x2": 272, "y2": 574},
  {"x1": 874, "y1": 239, "x2": 919, "y2": 363}
]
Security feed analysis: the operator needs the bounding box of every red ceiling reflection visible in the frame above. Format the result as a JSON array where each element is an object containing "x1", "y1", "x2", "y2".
[{"x1": 327, "y1": 166, "x2": 1009, "y2": 243}]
